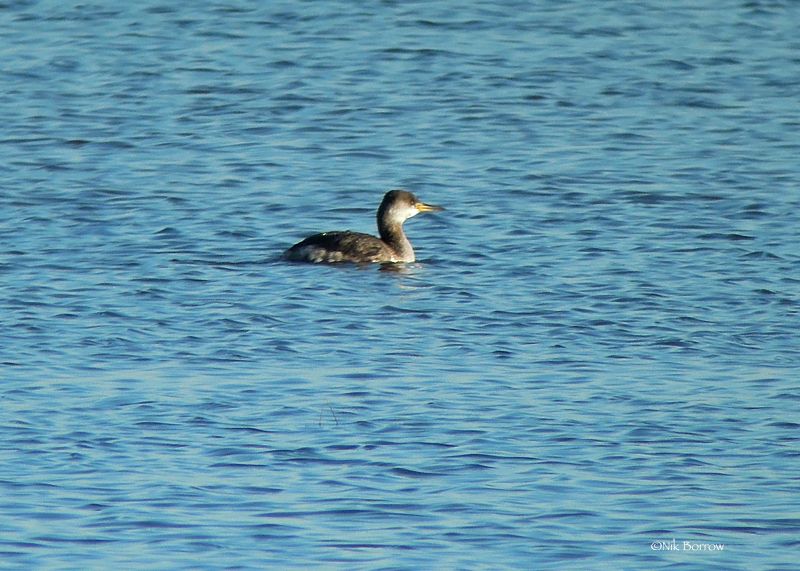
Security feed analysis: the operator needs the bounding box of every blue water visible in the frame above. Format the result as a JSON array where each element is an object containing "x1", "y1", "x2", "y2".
[{"x1": 2, "y1": 1, "x2": 799, "y2": 569}]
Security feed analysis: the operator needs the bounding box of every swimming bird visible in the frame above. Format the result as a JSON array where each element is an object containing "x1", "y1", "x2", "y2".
[{"x1": 283, "y1": 189, "x2": 444, "y2": 264}]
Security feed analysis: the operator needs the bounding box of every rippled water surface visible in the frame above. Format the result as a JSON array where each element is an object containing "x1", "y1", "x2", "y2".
[{"x1": 2, "y1": 1, "x2": 799, "y2": 569}]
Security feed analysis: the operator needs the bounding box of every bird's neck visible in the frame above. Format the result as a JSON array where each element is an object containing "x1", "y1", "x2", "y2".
[{"x1": 379, "y1": 221, "x2": 414, "y2": 262}]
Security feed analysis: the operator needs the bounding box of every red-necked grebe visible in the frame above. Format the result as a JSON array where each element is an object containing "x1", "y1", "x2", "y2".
[{"x1": 283, "y1": 189, "x2": 444, "y2": 263}]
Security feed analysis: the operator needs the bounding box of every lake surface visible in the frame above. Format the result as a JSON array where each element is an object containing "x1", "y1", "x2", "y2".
[{"x1": 2, "y1": 1, "x2": 799, "y2": 569}]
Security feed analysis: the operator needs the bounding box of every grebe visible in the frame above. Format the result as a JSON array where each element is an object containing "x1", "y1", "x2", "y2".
[{"x1": 283, "y1": 189, "x2": 444, "y2": 264}]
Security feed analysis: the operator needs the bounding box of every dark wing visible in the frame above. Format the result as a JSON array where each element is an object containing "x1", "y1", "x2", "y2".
[{"x1": 283, "y1": 231, "x2": 388, "y2": 263}]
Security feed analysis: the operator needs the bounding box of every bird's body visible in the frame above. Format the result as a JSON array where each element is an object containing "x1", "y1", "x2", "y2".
[
  {"x1": 284, "y1": 230, "x2": 404, "y2": 264},
  {"x1": 283, "y1": 190, "x2": 444, "y2": 264}
]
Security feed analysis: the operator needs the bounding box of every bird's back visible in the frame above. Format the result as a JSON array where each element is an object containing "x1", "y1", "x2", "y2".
[{"x1": 282, "y1": 231, "x2": 394, "y2": 263}]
